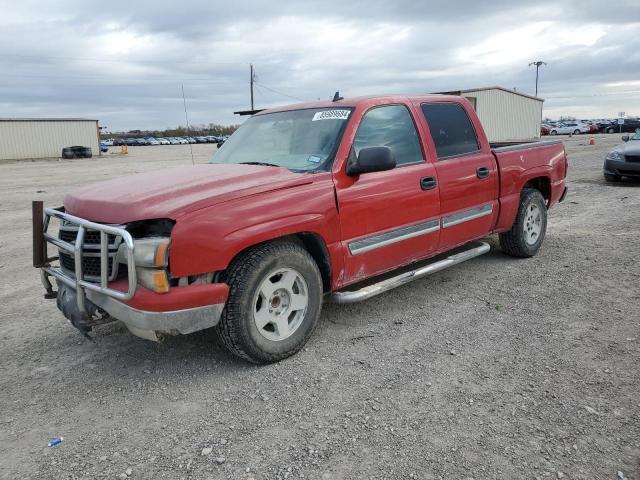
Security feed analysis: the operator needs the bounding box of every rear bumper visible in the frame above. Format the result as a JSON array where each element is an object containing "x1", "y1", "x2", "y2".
[{"x1": 604, "y1": 158, "x2": 640, "y2": 177}]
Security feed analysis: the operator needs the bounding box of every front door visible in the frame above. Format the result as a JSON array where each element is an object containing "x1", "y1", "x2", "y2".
[
  {"x1": 334, "y1": 104, "x2": 441, "y2": 285},
  {"x1": 418, "y1": 101, "x2": 499, "y2": 250}
]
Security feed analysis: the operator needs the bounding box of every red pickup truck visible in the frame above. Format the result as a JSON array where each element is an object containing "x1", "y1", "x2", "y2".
[{"x1": 33, "y1": 94, "x2": 567, "y2": 363}]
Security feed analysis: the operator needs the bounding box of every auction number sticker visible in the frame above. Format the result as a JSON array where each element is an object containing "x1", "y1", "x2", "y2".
[{"x1": 312, "y1": 110, "x2": 351, "y2": 121}]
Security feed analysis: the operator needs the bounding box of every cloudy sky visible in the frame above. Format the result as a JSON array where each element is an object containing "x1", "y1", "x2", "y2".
[{"x1": 1, "y1": 0, "x2": 639, "y2": 131}]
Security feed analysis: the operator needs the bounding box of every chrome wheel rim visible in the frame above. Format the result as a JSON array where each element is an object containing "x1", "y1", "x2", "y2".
[
  {"x1": 524, "y1": 203, "x2": 542, "y2": 245},
  {"x1": 253, "y1": 267, "x2": 309, "y2": 342}
]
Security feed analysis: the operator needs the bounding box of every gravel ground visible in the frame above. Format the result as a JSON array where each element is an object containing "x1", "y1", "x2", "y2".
[{"x1": 0, "y1": 136, "x2": 638, "y2": 479}]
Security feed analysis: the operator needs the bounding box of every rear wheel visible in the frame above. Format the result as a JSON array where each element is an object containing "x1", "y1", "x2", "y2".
[
  {"x1": 573, "y1": 129, "x2": 580, "y2": 135},
  {"x1": 550, "y1": 130, "x2": 557, "y2": 135},
  {"x1": 216, "y1": 240, "x2": 323, "y2": 363},
  {"x1": 499, "y1": 188, "x2": 547, "y2": 258},
  {"x1": 607, "y1": 127, "x2": 615, "y2": 134}
]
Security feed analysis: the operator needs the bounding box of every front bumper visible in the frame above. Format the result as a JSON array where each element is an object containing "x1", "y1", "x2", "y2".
[
  {"x1": 34, "y1": 203, "x2": 229, "y2": 341},
  {"x1": 86, "y1": 283, "x2": 228, "y2": 341},
  {"x1": 604, "y1": 158, "x2": 640, "y2": 177}
]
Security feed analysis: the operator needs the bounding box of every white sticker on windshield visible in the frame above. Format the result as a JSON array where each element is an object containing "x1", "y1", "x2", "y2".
[{"x1": 312, "y1": 109, "x2": 351, "y2": 121}]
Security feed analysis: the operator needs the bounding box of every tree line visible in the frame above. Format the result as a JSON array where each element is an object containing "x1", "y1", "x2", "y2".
[{"x1": 103, "y1": 123, "x2": 240, "y2": 139}]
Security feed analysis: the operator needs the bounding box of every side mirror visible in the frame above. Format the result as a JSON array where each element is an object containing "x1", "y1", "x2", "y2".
[
  {"x1": 346, "y1": 146, "x2": 396, "y2": 176},
  {"x1": 622, "y1": 135, "x2": 630, "y2": 142}
]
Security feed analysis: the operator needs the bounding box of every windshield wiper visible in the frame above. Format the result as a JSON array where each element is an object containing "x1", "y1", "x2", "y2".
[{"x1": 239, "y1": 161, "x2": 281, "y2": 167}]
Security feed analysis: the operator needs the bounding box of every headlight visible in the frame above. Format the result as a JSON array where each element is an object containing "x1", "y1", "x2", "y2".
[
  {"x1": 132, "y1": 237, "x2": 170, "y2": 293},
  {"x1": 133, "y1": 237, "x2": 169, "y2": 267},
  {"x1": 606, "y1": 151, "x2": 622, "y2": 161}
]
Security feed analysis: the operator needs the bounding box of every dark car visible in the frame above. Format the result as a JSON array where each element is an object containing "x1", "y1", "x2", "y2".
[
  {"x1": 603, "y1": 119, "x2": 640, "y2": 134},
  {"x1": 603, "y1": 130, "x2": 640, "y2": 182}
]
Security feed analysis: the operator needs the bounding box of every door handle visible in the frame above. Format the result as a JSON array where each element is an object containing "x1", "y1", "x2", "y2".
[
  {"x1": 420, "y1": 176, "x2": 437, "y2": 190},
  {"x1": 476, "y1": 167, "x2": 490, "y2": 179}
]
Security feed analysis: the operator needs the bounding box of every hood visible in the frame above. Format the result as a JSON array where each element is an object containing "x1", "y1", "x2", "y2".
[
  {"x1": 616, "y1": 140, "x2": 640, "y2": 155},
  {"x1": 64, "y1": 164, "x2": 312, "y2": 223}
]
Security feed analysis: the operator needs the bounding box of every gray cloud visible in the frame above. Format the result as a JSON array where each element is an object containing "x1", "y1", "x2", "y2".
[{"x1": 1, "y1": 0, "x2": 639, "y2": 130}]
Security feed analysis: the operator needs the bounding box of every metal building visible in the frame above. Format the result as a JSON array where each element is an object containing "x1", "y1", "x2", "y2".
[
  {"x1": 433, "y1": 87, "x2": 544, "y2": 142},
  {"x1": 0, "y1": 118, "x2": 100, "y2": 160}
]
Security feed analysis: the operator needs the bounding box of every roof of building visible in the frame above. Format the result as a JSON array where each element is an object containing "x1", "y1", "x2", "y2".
[
  {"x1": 0, "y1": 118, "x2": 98, "y2": 122},
  {"x1": 432, "y1": 86, "x2": 544, "y2": 102}
]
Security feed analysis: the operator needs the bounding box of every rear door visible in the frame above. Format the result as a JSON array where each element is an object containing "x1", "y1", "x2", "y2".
[
  {"x1": 334, "y1": 104, "x2": 441, "y2": 284},
  {"x1": 417, "y1": 101, "x2": 499, "y2": 250}
]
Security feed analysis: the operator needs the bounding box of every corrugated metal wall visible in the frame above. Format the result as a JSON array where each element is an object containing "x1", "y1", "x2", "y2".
[
  {"x1": 462, "y1": 89, "x2": 543, "y2": 142},
  {"x1": 0, "y1": 120, "x2": 99, "y2": 160}
]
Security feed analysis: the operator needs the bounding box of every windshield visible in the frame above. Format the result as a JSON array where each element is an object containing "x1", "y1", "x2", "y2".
[
  {"x1": 210, "y1": 107, "x2": 352, "y2": 171},
  {"x1": 632, "y1": 128, "x2": 640, "y2": 140}
]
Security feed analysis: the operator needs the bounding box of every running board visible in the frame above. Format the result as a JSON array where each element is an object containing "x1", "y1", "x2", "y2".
[{"x1": 330, "y1": 242, "x2": 491, "y2": 304}]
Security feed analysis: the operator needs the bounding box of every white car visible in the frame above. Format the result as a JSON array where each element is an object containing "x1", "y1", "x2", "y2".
[
  {"x1": 156, "y1": 137, "x2": 170, "y2": 145},
  {"x1": 549, "y1": 122, "x2": 590, "y2": 135}
]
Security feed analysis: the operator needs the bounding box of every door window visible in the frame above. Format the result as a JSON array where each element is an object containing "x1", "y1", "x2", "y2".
[
  {"x1": 420, "y1": 103, "x2": 480, "y2": 159},
  {"x1": 353, "y1": 105, "x2": 424, "y2": 166}
]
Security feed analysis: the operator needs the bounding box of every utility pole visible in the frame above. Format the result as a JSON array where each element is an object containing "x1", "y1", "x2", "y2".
[
  {"x1": 250, "y1": 64, "x2": 255, "y2": 110},
  {"x1": 528, "y1": 61, "x2": 546, "y2": 97}
]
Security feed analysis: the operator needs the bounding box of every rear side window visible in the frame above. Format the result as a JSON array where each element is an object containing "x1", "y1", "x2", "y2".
[
  {"x1": 421, "y1": 103, "x2": 480, "y2": 159},
  {"x1": 353, "y1": 105, "x2": 424, "y2": 166}
]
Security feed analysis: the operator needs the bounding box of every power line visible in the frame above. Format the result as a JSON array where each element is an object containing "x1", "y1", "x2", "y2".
[{"x1": 253, "y1": 81, "x2": 304, "y2": 102}]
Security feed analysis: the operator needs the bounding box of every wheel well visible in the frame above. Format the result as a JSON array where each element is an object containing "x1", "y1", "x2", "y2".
[
  {"x1": 523, "y1": 176, "x2": 550, "y2": 202},
  {"x1": 223, "y1": 233, "x2": 332, "y2": 293},
  {"x1": 295, "y1": 232, "x2": 332, "y2": 293}
]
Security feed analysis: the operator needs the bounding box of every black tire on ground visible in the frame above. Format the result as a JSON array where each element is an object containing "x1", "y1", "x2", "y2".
[
  {"x1": 499, "y1": 188, "x2": 548, "y2": 258},
  {"x1": 216, "y1": 240, "x2": 323, "y2": 363},
  {"x1": 573, "y1": 129, "x2": 581, "y2": 135},
  {"x1": 550, "y1": 130, "x2": 557, "y2": 135},
  {"x1": 81, "y1": 147, "x2": 92, "y2": 158},
  {"x1": 604, "y1": 173, "x2": 621, "y2": 182},
  {"x1": 61, "y1": 148, "x2": 74, "y2": 159},
  {"x1": 607, "y1": 127, "x2": 615, "y2": 134}
]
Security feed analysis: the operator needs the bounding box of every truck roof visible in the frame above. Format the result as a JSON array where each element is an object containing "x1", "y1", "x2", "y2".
[{"x1": 255, "y1": 94, "x2": 465, "y2": 115}]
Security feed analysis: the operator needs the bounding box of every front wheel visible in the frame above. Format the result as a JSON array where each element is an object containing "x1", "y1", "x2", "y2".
[
  {"x1": 550, "y1": 130, "x2": 557, "y2": 135},
  {"x1": 573, "y1": 129, "x2": 581, "y2": 135},
  {"x1": 604, "y1": 173, "x2": 621, "y2": 182},
  {"x1": 216, "y1": 240, "x2": 323, "y2": 363},
  {"x1": 499, "y1": 188, "x2": 547, "y2": 258}
]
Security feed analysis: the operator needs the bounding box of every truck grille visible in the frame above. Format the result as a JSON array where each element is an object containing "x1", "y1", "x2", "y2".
[{"x1": 58, "y1": 222, "x2": 123, "y2": 281}]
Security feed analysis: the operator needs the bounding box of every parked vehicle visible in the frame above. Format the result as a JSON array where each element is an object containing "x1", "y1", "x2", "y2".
[
  {"x1": 157, "y1": 138, "x2": 170, "y2": 145},
  {"x1": 195, "y1": 136, "x2": 208, "y2": 143},
  {"x1": 99, "y1": 142, "x2": 109, "y2": 153},
  {"x1": 548, "y1": 122, "x2": 590, "y2": 135},
  {"x1": 102, "y1": 139, "x2": 114, "y2": 146},
  {"x1": 175, "y1": 137, "x2": 189, "y2": 144},
  {"x1": 604, "y1": 118, "x2": 640, "y2": 134},
  {"x1": 34, "y1": 94, "x2": 567, "y2": 363},
  {"x1": 186, "y1": 137, "x2": 197, "y2": 144},
  {"x1": 168, "y1": 137, "x2": 181, "y2": 145},
  {"x1": 541, "y1": 124, "x2": 550, "y2": 136},
  {"x1": 146, "y1": 137, "x2": 160, "y2": 145},
  {"x1": 603, "y1": 130, "x2": 640, "y2": 182}
]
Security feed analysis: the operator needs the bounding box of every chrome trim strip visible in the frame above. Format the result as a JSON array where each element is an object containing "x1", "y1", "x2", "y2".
[
  {"x1": 331, "y1": 242, "x2": 491, "y2": 303},
  {"x1": 442, "y1": 203, "x2": 493, "y2": 228},
  {"x1": 349, "y1": 218, "x2": 440, "y2": 255}
]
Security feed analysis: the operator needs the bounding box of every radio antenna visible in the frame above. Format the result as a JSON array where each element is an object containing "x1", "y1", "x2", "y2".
[{"x1": 181, "y1": 83, "x2": 195, "y2": 165}]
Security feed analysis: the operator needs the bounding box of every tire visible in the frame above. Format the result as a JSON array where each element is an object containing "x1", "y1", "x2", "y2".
[
  {"x1": 216, "y1": 240, "x2": 323, "y2": 363},
  {"x1": 604, "y1": 173, "x2": 621, "y2": 182},
  {"x1": 61, "y1": 148, "x2": 74, "y2": 159},
  {"x1": 573, "y1": 129, "x2": 580, "y2": 135},
  {"x1": 499, "y1": 188, "x2": 547, "y2": 258},
  {"x1": 550, "y1": 130, "x2": 557, "y2": 135},
  {"x1": 607, "y1": 128, "x2": 615, "y2": 134}
]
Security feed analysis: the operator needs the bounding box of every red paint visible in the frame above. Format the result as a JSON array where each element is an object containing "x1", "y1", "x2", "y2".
[
  {"x1": 109, "y1": 280, "x2": 229, "y2": 312},
  {"x1": 64, "y1": 94, "x2": 568, "y2": 308}
]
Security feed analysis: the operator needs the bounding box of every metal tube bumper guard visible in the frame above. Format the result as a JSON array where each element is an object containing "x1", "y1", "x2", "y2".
[{"x1": 39, "y1": 208, "x2": 228, "y2": 340}]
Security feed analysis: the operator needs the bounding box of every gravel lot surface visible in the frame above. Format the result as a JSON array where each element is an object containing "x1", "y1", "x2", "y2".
[{"x1": 1, "y1": 136, "x2": 638, "y2": 479}]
